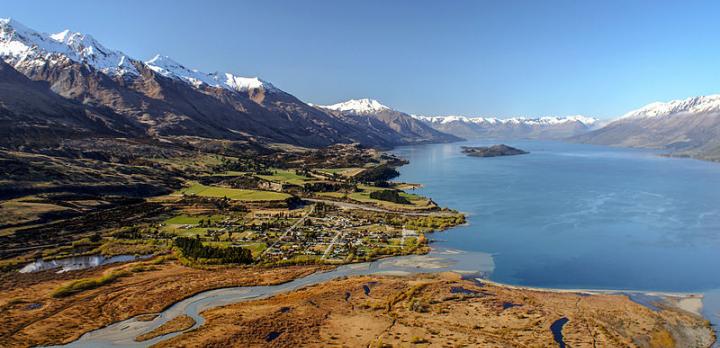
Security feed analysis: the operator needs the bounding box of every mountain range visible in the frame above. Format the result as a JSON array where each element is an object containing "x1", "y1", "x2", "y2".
[
  {"x1": 2, "y1": 18, "x2": 720, "y2": 162},
  {"x1": 314, "y1": 99, "x2": 460, "y2": 145},
  {"x1": 413, "y1": 115, "x2": 600, "y2": 140},
  {"x1": 0, "y1": 18, "x2": 456, "y2": 150},
  {"x1": 573, "y1": 95, "x2": 720, "y2": 161}
]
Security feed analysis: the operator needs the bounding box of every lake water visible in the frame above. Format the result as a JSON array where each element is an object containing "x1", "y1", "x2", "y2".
[{"x1": 393, "y1": 140, "x2": 720, "y2": 292}]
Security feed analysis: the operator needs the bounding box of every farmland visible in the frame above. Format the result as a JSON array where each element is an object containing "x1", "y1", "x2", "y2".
[{"x1": 179, "y1": 183, "x2": 291, "y2": 201}]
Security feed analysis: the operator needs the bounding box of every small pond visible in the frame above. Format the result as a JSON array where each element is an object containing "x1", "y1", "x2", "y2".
[{"x1": 19, "y1": 254, "x2": 150, "y2": 274}]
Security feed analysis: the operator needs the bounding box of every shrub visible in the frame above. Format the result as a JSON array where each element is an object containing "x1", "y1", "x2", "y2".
[{"x1": 410, "y1": 336, "x2": 429, "y2": 344}]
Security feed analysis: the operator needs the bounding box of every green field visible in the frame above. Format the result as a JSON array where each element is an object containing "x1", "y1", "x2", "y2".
[
  {"x1": 315, "y1": 167, "x2": 364, "y2": 177},
  {"x1": 257, "y1": 169, "x2": 316, "y2": 185},
  {"x1": 235, "y1": 242, "x2": 267, "y2": 257},
  {"x1": 315, "y1": 192, "x2": 347, "y2": 199},
  {"x1": 348, "y1": 185, "x2": 434, "y2": 210},
  {"x1": 180, "y1": 183, "x2": 291, "y2": 201}
]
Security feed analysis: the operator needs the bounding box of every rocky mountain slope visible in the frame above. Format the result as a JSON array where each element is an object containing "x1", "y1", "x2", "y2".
[
  {"x1": 0, "y1": 59, "x2": 142, "y2": 148},
  {"x1": 414, "y1": 115, "x2": 599, "y2": 140},
  {"x1": 0, "y1": 18, "x2": 444, "y2": 149},
  {"x1": 315, "y1": 99, "x2": 461, "y2": 145},
  {"x1": 573, "y1": 95, "x2": 720, "y2": 161}
]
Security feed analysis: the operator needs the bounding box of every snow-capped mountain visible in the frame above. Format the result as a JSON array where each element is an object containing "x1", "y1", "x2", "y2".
[
  {"x1": 0, "y1": 18, "x2": 465, "y2": 148},
  {"x1": 0, "y1": 18, "x2": 357, "y2": 147},
  {"x1": 415, "y1": 115, "x2": 598, "y2": 126},
  {"x1": 318, "y1": 98, "x2": 390, "y2": 114},
  {"x1": 0, "y1": 18, "x2": 138, "y2": 76},
  {"x1": 574, "y1": 94, "x2": 720, "y2": 161},
  {"x1": 414, "y1": 114, "x2": 599, "y2": 140},
  {"x1": 619, "y1": 95, "x2": 720, "y2": 120},
  {"x1": 145, "y1": 54, "x2": 276, "y2": 93},
  {"x1": 315, "y1": 99, "x2": 460, "y2": 144},
  {"x1": 0, "y1": 18, "x2": 275, "y2": 94}
]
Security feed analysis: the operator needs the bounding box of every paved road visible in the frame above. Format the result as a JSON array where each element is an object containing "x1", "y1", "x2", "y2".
[
  {"x1": 260, "y1": 204, "x2": 315, "y2": 257},
  {"x1": 321, "y1": 229, "x2": 343, "y2": 259}
]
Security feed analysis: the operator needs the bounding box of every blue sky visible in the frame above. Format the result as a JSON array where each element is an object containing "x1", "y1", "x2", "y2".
[{"x1": 5, "y1": 0, "x2": 720, "y2": 118}]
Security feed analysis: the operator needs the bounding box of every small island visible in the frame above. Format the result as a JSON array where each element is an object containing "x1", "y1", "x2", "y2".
[{"x1": 462, "y1": 144, "x2": 529, "y2": 157}]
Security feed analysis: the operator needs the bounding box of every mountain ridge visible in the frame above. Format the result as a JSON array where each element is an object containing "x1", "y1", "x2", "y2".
[
  {"x1": 414, "y1": 114, "x2": 600, "y2": 140},
  {"x1": 0, "y1": 18, "x2": 453, "y2": 149},
  {"x1": 315, "y1": 98, "x2": 461, "y2": 145},
  {"x1": 573, "y1": 94, "x2": 720, "y2": 161}
]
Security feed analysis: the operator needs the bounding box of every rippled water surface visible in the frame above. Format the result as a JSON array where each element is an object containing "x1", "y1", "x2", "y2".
[{"x1": 393, "y1": 140, "x2": 720, "y2": 292}]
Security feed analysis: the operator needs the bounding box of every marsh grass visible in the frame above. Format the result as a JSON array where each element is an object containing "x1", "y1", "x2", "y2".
[{"x1": 51, "y1": 270, "x2": 131, "y2": 298}]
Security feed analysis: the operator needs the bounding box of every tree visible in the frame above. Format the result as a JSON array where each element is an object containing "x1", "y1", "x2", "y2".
[{"x1": 369, "y1": 190, "x2": 411, "y2": 204}]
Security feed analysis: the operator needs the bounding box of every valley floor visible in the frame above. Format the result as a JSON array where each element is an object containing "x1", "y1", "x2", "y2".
[
  {"x1": 1, "y1": 258, "x2": 713, "y2": 347},
  {"x1": 157, "y1": 273, "x2": 714, "y2": 348},
  {"x1": 0, "y1": 142, "x2": 715, "y2": 348}
]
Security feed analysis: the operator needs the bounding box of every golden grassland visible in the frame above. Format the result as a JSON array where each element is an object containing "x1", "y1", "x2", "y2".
[
  {"x1": 154, "y1": 273, "x2": 715, "y2": 348},
  {"x1": 0, "y1": 258, "x2": 326, "y2": 347}
]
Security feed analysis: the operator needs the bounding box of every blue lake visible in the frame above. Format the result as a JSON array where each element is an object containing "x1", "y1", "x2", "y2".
[{"x1": 393, "y1": 140, "x2": 720, "y2": 292}]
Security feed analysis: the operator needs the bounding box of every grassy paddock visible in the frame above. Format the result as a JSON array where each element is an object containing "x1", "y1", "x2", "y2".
[
  {"x1": 180, "y1": 183, "x2": 291, "y2": 201},
  {"x1": 316, "y1": 167, "x2": 364, "y2": 177},
  {"x1": 257, "y1": 169, "x2": 316, "y2": 185},
  {"x1": 348, "y1": 185, "x2": 434, "y2": 210}
]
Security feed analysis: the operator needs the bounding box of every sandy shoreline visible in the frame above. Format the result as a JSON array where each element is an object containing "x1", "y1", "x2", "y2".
[{"x1": 475, "y1": 278, "x2": 705, "y2": 316}]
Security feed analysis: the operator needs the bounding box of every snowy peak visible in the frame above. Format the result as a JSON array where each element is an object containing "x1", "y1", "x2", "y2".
[
  {"x1": 0, "y1": 18, "x2": 138, "y2": 76},
  {"x1": 414, "y1": 114, "x2": 600, "y2": 140},
  {"x1": 1, "y1": 18, "x2": 277, "y2": 94},
  {"x1": 620, "y1": 94, "x2": 720, "y2": 120},
  {"x1": 414, "y1": 114, "x2": 598, "y2": 126},
  {"x1": 145, "y1": 54, "x2": 276, "y2": 93},
  {"x1": 146, "y1": 54, "x2": 219, "y2": 88},
  {"x1": 1, "y1": 17, "x2": 73, "y2": 66},
  {"x1": 222, "y1": 73, "x2": 276, "y2": 93},
  {"x1": 319, "y1": 98, "x2": 391, "y2": 114}
]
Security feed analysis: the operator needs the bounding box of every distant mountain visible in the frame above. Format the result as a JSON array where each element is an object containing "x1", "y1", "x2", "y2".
[
  {"x1": 573, "y1": 95, "x2": 720, "y2": 161},
  {"x1": 0, "y1": 18, "x2": 446, "y2": 149},
  {"x1": 319, "y1": 98, "x2": 391, "y2": 114},
  {"x1": 315, "y1": 99, "x2": 461, "y2": 145},
  {"x1": 414, "y1": 115, "x2": 599, "y2": 140}
]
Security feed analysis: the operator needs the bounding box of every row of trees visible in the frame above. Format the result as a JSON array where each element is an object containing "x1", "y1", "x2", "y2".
[{"x1": 174, "y1": 237, "x2": 253, "y2": 264}]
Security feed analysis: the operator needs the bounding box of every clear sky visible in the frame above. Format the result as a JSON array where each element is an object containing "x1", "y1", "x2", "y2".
[{"x1": 4, "y1": 0, "x2": 720, "y2": 119}]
